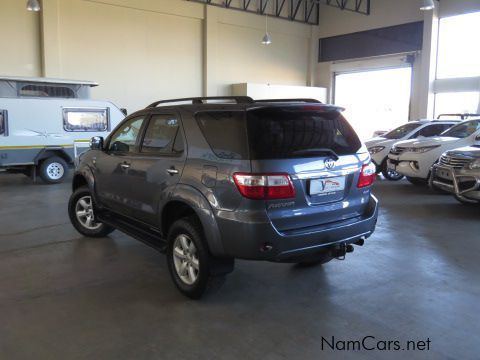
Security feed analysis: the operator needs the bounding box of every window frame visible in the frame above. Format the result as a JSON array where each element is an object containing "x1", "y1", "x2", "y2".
[
  {"x1": 0, "y1": 110, "x2": 8, "y2": 136},
  {"x1": 138, "y1": 112, "x2": 185, "y2": 157},
  {"x1": 62, "y1": 107, "x2": 110, "y2": 133},
  {"x1": 106, "y1": 115, "x2": 147, "y2": 154}
]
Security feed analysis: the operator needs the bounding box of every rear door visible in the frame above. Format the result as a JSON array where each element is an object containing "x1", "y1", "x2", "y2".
[
  {"x1": 246, "y1": 106, "x2": 370, "y2": 232},
  {"x1": 125, "y1": 113, "x2": 186, "y2": 226}
]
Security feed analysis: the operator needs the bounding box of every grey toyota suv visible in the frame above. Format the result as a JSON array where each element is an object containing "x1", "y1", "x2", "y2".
[{"x1": 68, "y1": 97, "x2": 378, "y2": 298}]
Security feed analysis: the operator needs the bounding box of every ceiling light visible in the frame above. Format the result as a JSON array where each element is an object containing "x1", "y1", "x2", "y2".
[
  {"x1": 261, "y1": 14, "x2": 272, "y2": 45},
  {"x1": 26, "y1": 0, "x2": 41, "y2": 12},
  {"x1": 420, "y1": 0, "x2": 435, "y2": 11},
  {"x1": 262, "y1": 33, "x2": 272, "y2": 45}
]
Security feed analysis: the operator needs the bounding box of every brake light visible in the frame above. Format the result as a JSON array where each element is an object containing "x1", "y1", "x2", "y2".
[
  {"x1": 233, "y1": 173, "x2": 296, "y2": 200},
  {"x1": 357, "y1": 162, "x2": 377, "y2": 188}
]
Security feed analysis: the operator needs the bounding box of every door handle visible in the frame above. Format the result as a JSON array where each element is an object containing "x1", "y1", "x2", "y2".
[
  {"x1": 167, "y1": 167, "x2": 179, "y2": 175},
  {"x1": 120, "y1": 163, "x2": 130, "y2": 170}
]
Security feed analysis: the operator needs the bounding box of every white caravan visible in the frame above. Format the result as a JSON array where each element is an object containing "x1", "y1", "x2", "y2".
[{"x1": 0, "y1": 76, "x2": 125, "y2": 183}]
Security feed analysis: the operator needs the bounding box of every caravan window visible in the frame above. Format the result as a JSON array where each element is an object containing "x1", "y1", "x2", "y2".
[
  {"x1": 19, "y1": 85, "x2": 75, "y2": 98},
  {"x1": 63, "y1": 108, "x2": 109, "y2": 132},
  {"x1": 0, "y1": 110, "x2": 7, "y2": 136}
]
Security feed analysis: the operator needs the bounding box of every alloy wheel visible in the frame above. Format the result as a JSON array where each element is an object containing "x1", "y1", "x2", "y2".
[{"x1": 173, "y1": 234, "x2": 200, "y2": 285}]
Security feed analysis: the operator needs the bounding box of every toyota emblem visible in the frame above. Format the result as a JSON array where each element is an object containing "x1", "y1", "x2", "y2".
[{"x1": 324, "y1": 158, "x2": 336, "y2": 169}]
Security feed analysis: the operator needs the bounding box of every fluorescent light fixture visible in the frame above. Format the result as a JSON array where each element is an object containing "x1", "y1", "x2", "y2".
[
  {"x1": 420, "y1": 0, "x2": 435, "y2": 11},
  {"x1": 26, "y1": 0, "x2": 41, "y2": 11}
]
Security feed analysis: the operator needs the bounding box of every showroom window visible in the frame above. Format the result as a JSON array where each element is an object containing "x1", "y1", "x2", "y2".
[
  {"x1": 334, "y1": 66, "x2": 412, "y2": 140},
  {"x1": 437, "y1": 11, "x2": 480, "y2": 79},
  {"x1": 63, "y1": 108, "x2": 109, "y2": 132},
  {"x1": 434, "y1": 92, "x2": 480, "y2": 119}
]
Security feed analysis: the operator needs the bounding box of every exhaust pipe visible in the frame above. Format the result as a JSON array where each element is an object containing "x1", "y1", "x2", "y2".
[{"x1": 355, "y1": 238, "x2": 365, "y2": 246}]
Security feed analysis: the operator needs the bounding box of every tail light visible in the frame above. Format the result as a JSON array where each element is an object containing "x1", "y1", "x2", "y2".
[
  {"x1": 233, "y1": 173, "x2": 296, "y2": 200},
  {"x1": 357, "y1": 162, "x2": 376, "y2": 188}
]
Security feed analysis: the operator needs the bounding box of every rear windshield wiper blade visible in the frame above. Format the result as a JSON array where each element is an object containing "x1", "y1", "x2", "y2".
[{"x1": 291, "y1": 148, "x2": 339, "y2": 160}]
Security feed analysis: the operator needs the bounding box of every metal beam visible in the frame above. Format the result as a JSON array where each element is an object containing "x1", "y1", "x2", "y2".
[
  {"x1": 187, "y1": 0, "x2": 320, "y2": 25},
  {"x1": 324, "y1": 0, "x2": 370, "y2": 15}
]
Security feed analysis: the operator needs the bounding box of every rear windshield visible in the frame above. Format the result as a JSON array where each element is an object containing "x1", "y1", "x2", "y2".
[
  {"x1": 195, "y1": 107, "x2": 362, "y2": 160},
  {"x1": 246, "y1": 107, "x2": 361, "y2": 159},
  {"x1": 383, "y1": 123, "x2": 422, "y2": 139}
]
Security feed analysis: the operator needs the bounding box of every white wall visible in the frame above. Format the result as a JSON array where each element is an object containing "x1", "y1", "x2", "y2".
[
  {"x1": 0, "y1": 0, "x2": 314, "y2": 113},
  {"x1": 0, "y1": 0, "x2": 41, "y2": 77}
]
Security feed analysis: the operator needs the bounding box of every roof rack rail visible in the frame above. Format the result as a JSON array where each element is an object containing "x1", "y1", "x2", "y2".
[
  {"x1": 146, "y1": 96, "x2": 254, "y2": 108},
  {"x1": 254, "y1": 98, "x2": 322, "y2": 104},
  {"x1": 437, "y1": 113, "x2": 480, "y2": 120}
]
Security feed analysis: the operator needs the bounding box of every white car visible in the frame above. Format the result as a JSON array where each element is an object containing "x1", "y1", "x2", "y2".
[
  {"x1": 387, "y1": 119, "x2": 480, "y2": 185},
  {"x1": 365, "y1": 120, "x2": 458, "y2": 180}
]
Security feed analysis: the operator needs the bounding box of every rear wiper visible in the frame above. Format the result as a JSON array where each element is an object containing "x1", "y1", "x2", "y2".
[{"x1": 292, "y1": 148, "x2": 339, "y2": 160}]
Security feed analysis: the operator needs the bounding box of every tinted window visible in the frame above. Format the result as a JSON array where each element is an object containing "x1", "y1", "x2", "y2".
[
  {"x1": 108, "y1": 116, "x2": 144, "y2": 153},
  {"x1": 63, "y1": 108, "x2": 109, "y2": 132},
  {"x1": 418, "y1": 124, "x2": 451, "y2": 137},
  {"x1": 0, "y1": 110, "x2": 6, "y2": 135},
  {"x1": 141, "y1": 115, "x2": 183, "y2": 154},
  {"x1": 196, "y1": 111, "x2": 249, "y2": 159},
  {"x1": 384, "y1": 123, "x2": 421, "y2": 139},
  {"x1": 443, "y1": 120, "x2": 480, "y2": 138},
  {"x1": 247, "y1": 107, "x2": 362, "y2": 159},
  {"x1": 19, "y1": 84, "x2": 75, "y2": 98}
]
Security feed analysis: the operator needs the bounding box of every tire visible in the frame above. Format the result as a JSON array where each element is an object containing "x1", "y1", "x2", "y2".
[
  {"x1": 68, "y1": 186, "x2": 115, "y2": 237},
  {"x1": 39, "y1": 156, "x2": 68, "y2": 184},
  {"x1": 381, "y1": 161, "x2": 404, "y2": 181},
  {"x1": 166, "y1": 216, "x2": 232, "y2": 299},
  {"x1": 406, "y1": 176, "x2": 427, "y2": 186}
]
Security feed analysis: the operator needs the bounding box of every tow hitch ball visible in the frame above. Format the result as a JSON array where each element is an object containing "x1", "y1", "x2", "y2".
[
  {"x1": 332, "y1": 243, "x2": 354, "y2": 260},
  {"x1": 332, "y1": 237, "x2": 366, "y2": 260}
]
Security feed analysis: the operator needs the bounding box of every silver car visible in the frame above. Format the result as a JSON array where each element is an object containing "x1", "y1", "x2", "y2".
[{"x1": 430, "y1": 145, "x2": 480, "y2": 204}]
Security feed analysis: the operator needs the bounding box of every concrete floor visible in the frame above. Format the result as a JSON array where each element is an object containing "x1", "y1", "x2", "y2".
[{"x1": 0, "y1": 173, "x2": 479, "y2": 360}]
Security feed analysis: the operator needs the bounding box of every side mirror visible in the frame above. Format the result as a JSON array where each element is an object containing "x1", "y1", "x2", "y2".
[
  {"x1": 90, "y1": 136, "x2": 104, "y2": 150},
  {"x1": 120, "y1": 108, "x2": 128, "y2": 116},
  {"x1": 476, "y1": 135, "x2": 480, "y2": 141}
]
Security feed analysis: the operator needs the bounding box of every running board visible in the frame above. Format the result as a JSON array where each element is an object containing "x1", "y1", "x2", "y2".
[{"x1": 98, "y1": 211, "x2": 167, "y2": 253}]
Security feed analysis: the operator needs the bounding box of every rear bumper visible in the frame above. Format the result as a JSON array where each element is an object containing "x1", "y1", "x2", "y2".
[
  {"x1": 215, "y1": 195, "x2": 379, "y2": 262},
  {"x1": 431, "y1": 164, "x2": 480, "y2": 202}
]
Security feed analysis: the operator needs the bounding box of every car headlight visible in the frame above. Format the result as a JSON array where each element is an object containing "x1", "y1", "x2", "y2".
[
  {"x1": 469, "y1": 159, "x2": 480, "y2": 169},
  {"x1": 409, "y1": 145, "x2": 441, "y2": 153},
  {"x1": 368, "y1": 146, "x2": 385, "y2": 155}
]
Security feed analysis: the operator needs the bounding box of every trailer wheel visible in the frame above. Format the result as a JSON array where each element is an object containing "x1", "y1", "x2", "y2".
[{"x1": 39, "y1": 156, "x2": 68, "y2": 184}]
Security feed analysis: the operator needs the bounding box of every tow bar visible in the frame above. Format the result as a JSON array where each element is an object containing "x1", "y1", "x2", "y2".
[{"x1": 332, "y1": 242, "x2": 354, "y2": 260}]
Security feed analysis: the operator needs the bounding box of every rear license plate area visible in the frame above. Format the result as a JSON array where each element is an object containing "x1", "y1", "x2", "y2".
[{"x1": 309, "y1": 176, "x2": 346, "y2": 196}]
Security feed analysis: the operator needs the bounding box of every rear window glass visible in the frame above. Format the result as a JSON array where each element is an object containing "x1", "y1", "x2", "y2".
[
  {"x1": 196, "y1": 111, "x2": 249, "y2": 159},
  {"x1": 196, "y1": 107, "x2": 362, "y2": 160},
  {"x1": 246, "y1": 107, "x2": 362, "y2": 159}
]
